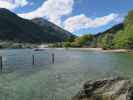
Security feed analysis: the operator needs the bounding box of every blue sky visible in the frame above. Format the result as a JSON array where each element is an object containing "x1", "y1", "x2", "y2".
[{"x1": 0, "y1": 0, "x2": 133, "y2": 36}]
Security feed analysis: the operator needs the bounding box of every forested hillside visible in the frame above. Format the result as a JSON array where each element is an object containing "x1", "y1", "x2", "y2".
[
  {"x1": 96, "y1": 10, "x2": 133, "y2": 49},
  {"x1": 52, "y1": 10, "x2": 133, "y2": 49},
  {"x1": 0, "y1": 8, "x2": 73, "y2": 44}
]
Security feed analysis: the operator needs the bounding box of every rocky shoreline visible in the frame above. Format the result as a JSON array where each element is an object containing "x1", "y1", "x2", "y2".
[{"x1": 72, "y1": 77, "x2": 133, "y2": 100}]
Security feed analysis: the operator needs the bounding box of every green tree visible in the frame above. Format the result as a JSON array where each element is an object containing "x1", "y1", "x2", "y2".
[
  {"x1": 71, "y1": 42, "x2": 81, "y2": 47},
  {"x1": 74, "y1": 34, "x2": 93, "y2": 46},
  {"x1": 66, "y1": 35, "x2": 76, "y2": 42},
  {"x1": 124, "y1": 10, "x2": 133, "y2": 25},
  {"x1": 113, "y1": 25, "x2": 133, "y2": 49},
  {"x1": 113, "y1": 31, "x2": 127, "y2": 48},
  {"x1": 101, "y1": 34, "x2": 114, "y2": 49},
  {"x1": 63, "y1": 42, "x2": 71, "y2": 48}
]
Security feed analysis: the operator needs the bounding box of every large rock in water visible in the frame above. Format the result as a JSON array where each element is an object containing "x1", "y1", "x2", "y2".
[{"x1": 73, "y1": 77, "x2": 133, "y2": 100}]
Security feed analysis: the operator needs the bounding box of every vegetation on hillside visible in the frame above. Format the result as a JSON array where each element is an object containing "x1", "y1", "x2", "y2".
[
  {"x1": 49, "y1": 35, "x2": 95, "y2": 48},
  {"x1": 50, "y1": 10, "x2": 133, "y2": 49},
  {"x1": 0, "y1": 8, "x2": 73, "y2": 44},
  {"x1": 99, "y1": 10, "x2": 133, "y2": 49},
  {"x1": 0, "y1": 8, "x2": 133, "y2": 49}
]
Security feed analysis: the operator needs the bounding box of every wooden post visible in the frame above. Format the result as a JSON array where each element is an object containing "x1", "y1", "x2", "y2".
[
  {"x1": 52, "y1": 53, "x2": 55, "y2": 64},
  {"x1": 32, "y1": 55, "x2": 35, "y2": 65},
  {"x1": 0, "y1": 56, "x2": 3, "y2": 72}
]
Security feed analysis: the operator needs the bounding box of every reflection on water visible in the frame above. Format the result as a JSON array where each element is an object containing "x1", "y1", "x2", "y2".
[{"x1": 0, "y1": 49, "x2": 133, "y2": 100}]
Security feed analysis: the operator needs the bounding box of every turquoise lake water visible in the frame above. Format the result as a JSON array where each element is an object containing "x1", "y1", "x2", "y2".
[{"x1": 0, "y1": 49, "x2": 133, "y2": 100}]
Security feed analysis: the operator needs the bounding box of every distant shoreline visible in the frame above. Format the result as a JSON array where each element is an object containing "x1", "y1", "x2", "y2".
[
  {"x1": 48, "y1": 48, "x2": 133, "y2": 53},
  {"x1": 0, "y1": 48, "x2": 133, "y2": 53}
]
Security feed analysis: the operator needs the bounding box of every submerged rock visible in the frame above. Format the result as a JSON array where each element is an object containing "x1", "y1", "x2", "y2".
[{"x1": 73, "y1": 77, "x2": 133, "y2": 100}]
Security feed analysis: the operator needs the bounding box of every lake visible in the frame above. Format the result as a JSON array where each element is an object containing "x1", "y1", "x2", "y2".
[{"x1": 0, "y1": 49, "x2": 133, "y2": 100}]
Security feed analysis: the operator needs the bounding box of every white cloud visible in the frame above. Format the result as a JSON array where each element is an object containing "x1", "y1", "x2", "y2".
[
  {"x1": 114, "y1": 15, "x2": 124, "y2": 23},
  {"x1": 63, "y1": 13, "x2": 119, "y2": 32},
  {"x1": 0, "y1": 0, "x2": 29, "y2": 9},
  {"x1": 14, "y1": 0, "x2": 28, "y2": 7},
  {"x1": 63, "y1": 14, "x2": 92, "y2": 32},
  {"x1": 0, "y1": 1, "x2": 15, "y2": 9},
  {"x1": 18, "y1": 0, "x2": 74, "y2": 26}
]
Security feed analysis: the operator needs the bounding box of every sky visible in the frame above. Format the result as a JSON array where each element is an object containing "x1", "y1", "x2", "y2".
[{"x1": 0, "y1": 0, "x2": 133, "y2": 36}]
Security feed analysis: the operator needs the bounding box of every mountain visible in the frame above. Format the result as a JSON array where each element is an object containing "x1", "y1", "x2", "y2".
[
  {"x1": 95, "y1": 23, "x2": 124, "y2": 38},
  {"x1": 94, "y1": 10, "x2": 133, "y2": 49},
  {"x1": 0, "y1": 8, "x2": 73, "y2": 43},
  {"x1": 32, "y1": 18, "x2": 73, "y2": 41},
  {"x1": 92, "y1": 23, "x2": 124, "y2": 49}
]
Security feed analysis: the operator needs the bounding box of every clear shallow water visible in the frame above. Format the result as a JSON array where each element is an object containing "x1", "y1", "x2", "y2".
[{"x1": 0, "y1": 49, "x2": 133, "y2": 100}]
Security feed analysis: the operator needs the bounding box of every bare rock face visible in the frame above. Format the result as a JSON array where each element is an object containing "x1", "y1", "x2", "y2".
[{"x1": 73, "y1": 77, "x2": 133, "y2": 100}]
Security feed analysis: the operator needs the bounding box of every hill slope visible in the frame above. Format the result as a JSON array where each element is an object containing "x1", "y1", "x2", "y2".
[
  {"x1": 32, "y1": 18, "x2": 73, "y2": 40},
  {"x1": 0, "y1": 8, "x2": 73, "y2": 43},
  {"x1": 95, "y1": 23, "x2": 124, "y2": 38}
]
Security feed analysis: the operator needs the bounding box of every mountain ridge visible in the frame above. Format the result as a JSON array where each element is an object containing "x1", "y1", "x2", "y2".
[{"x1": 0, "y1": 8, "x2": 73, "y2": 43}]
